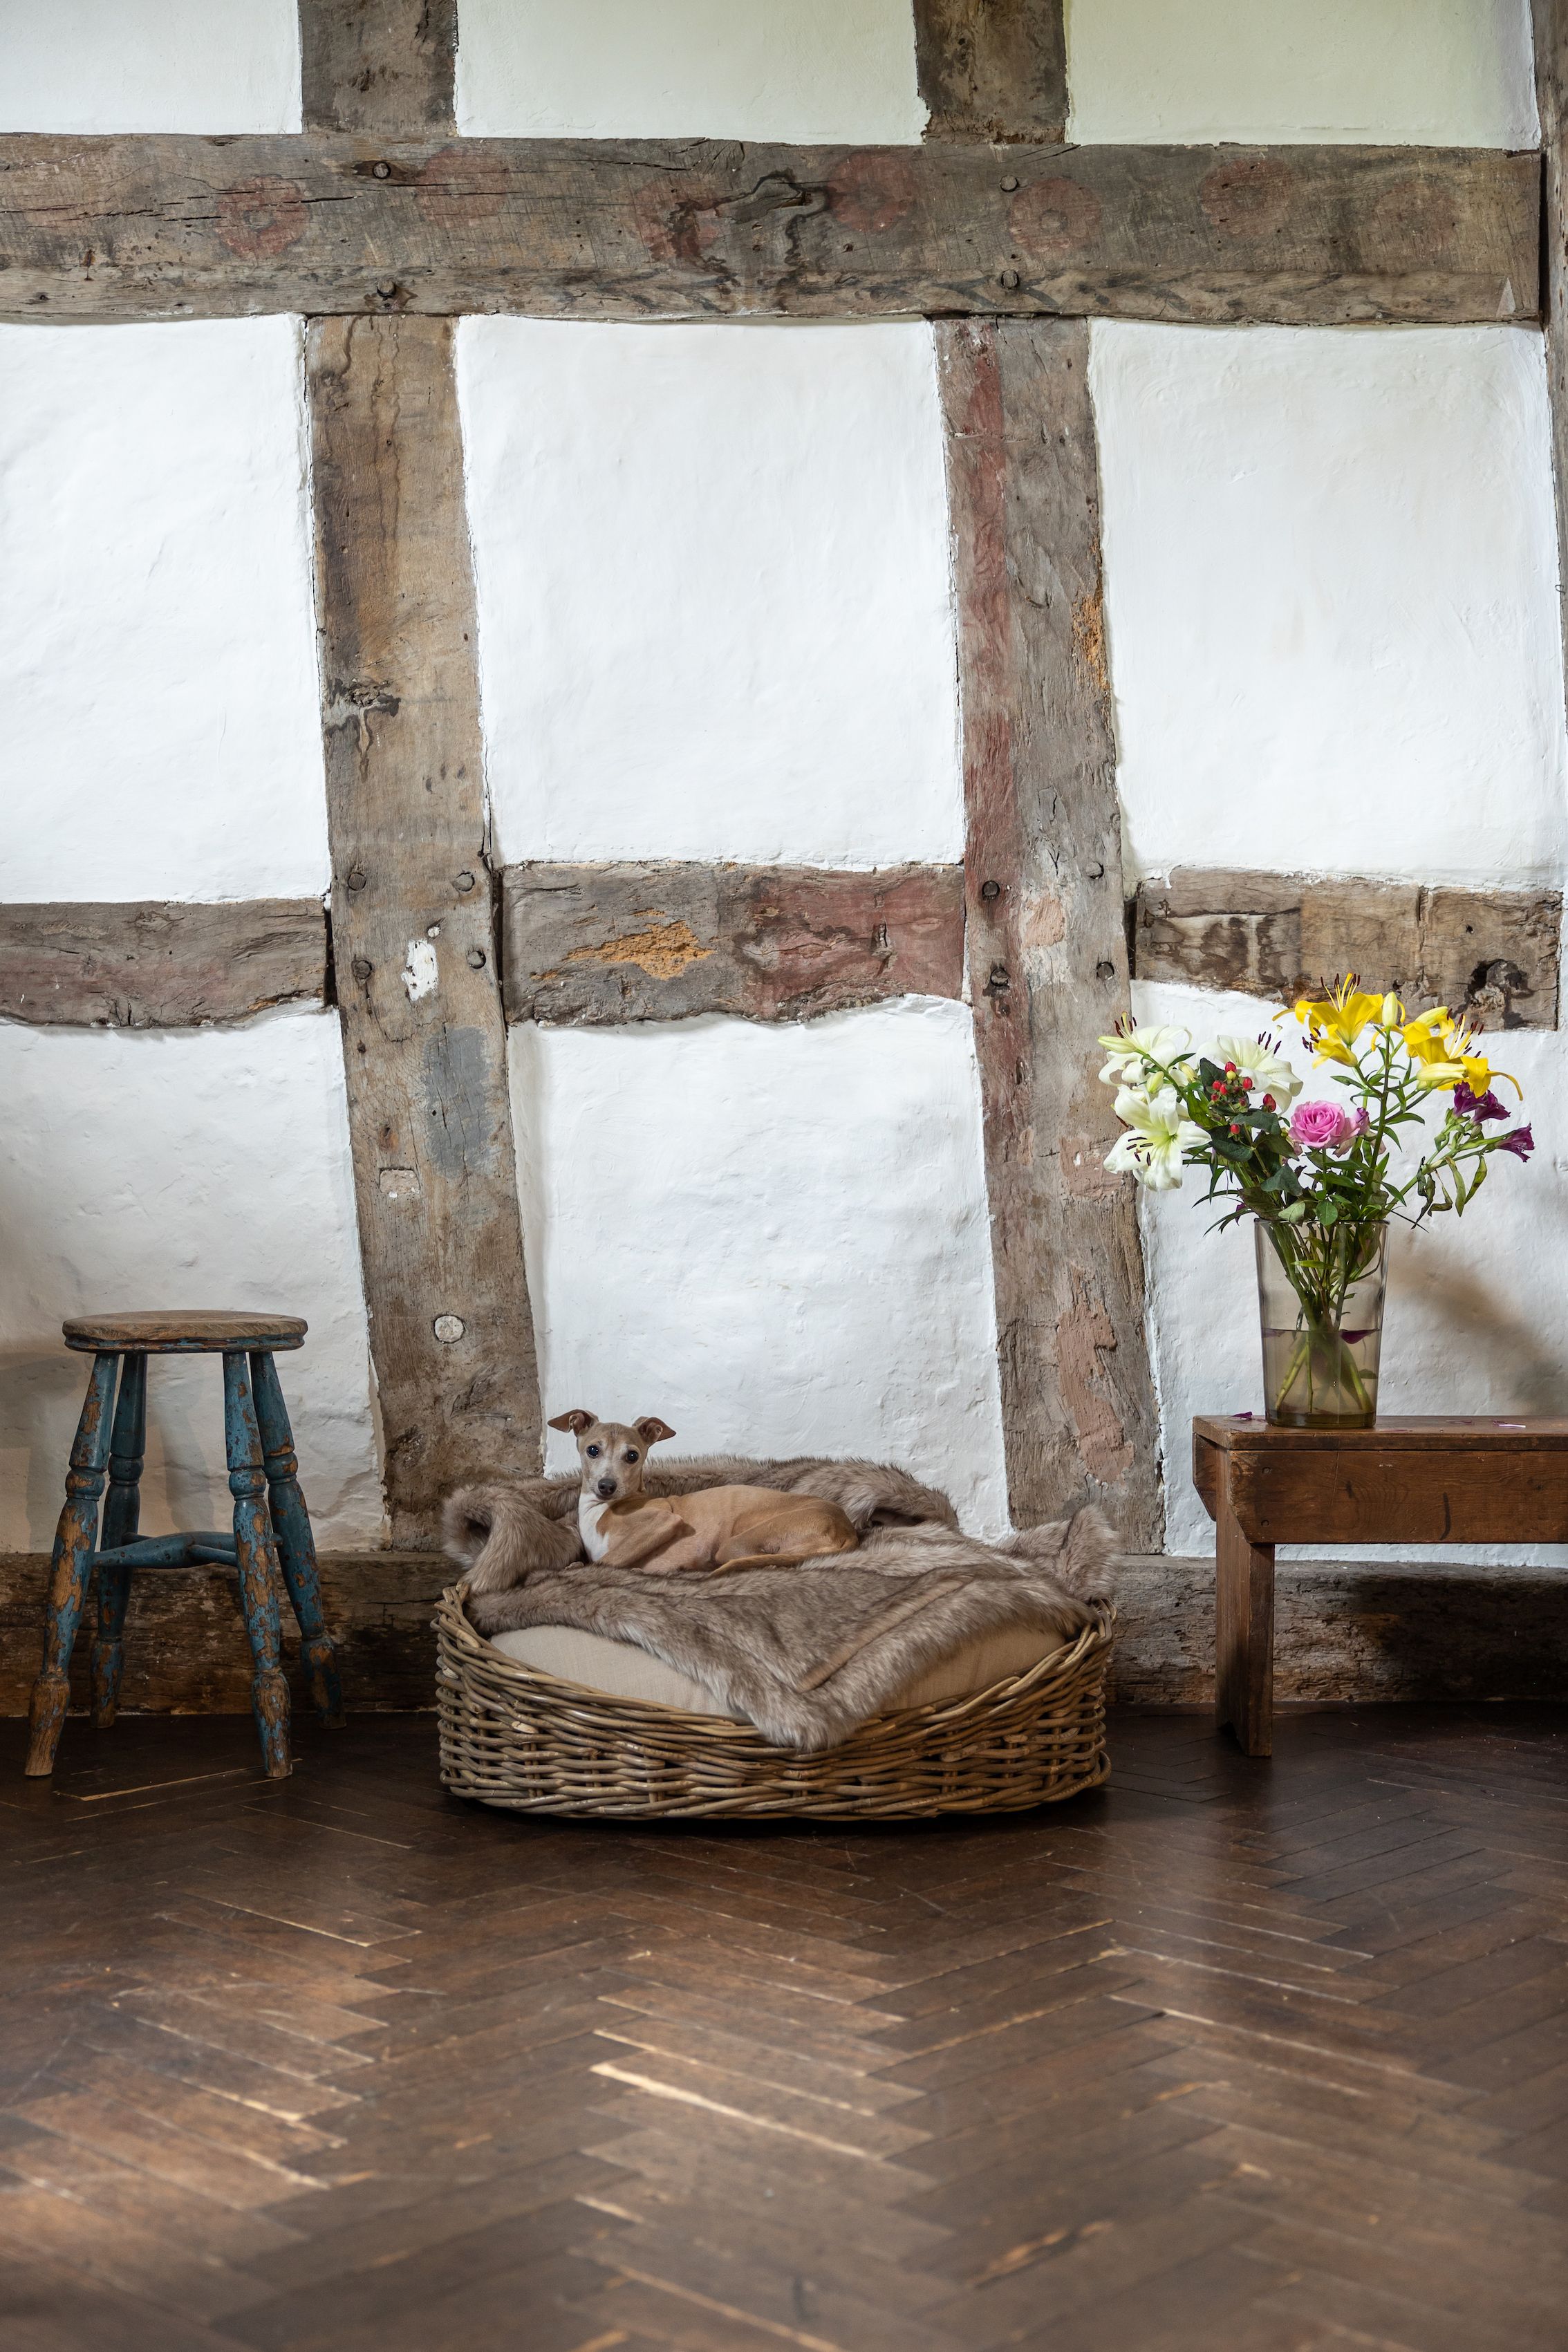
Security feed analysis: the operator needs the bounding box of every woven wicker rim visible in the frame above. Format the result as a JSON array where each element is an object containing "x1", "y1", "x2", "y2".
[{"x1": 435, "y1": 1583, "x2": 1114, "y2": 1820}]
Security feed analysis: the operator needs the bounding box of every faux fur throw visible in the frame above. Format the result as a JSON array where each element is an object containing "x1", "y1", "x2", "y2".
[{"x1": 443, "y1": 1457, "x2": 1116, "y2": 1752}]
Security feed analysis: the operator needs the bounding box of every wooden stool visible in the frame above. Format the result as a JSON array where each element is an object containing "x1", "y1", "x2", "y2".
[
  {"x1": 25, "y1": 1314, "x2": 344, "y2": 1781},
  {"x1": 1194, "y1": 1413, "x2": 1568, "y2": 1757}
]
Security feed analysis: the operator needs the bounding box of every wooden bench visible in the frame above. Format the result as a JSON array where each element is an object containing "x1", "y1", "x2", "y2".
[{"x1": 1193, "y1": 1415, "x2": 1568, "y2": 1756}]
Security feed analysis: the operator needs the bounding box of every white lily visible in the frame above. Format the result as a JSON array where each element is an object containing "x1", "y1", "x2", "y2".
[
  {"x1": 1096, "y1": 1023, "x2": 1194, "y2": 1087},
  {"x1": 1212, "y1": 1033, "x2": 1303, "y2": 1107},
  {"x1": 1105, "y1": 1086, "x2": 1206, "y2": 1191}
]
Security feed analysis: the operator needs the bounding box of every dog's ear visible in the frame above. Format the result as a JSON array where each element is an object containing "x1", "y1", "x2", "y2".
[
  {"x1": 634, "y1": 1417, "x2": 676, "y2": 1446},
  {"x1": 548, "y1": 1408, "x2": 597, "y2": 1436}
]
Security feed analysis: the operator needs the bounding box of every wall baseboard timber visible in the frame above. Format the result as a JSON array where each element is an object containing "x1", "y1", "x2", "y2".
[
  {"x1": 0, "y1": 136, "x2": 1535, "y2": 327},
  {"x1": 1131, "y1": 870, "x2": 1563, "y2": 1028},
  {"x1": 0, "y1": 899, "x2": 328, "y2": 1028},
  {"x1": 4, "y1": 1551, "x2": 1564, "y2": 1715},
  {"x1": 503, "y1": 861, "x2": 966, "y2": 1025}
]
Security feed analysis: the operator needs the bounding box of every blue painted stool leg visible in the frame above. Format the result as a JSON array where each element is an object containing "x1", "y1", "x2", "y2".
[
  {"x1": 26, "y1": 1351, "x2": 119, "y2": 1776},
  {"x1": 222, "y1": 1352, "x2": 291, "y2": 1780},
  {"x1": 91, "y1": 1353, "x2": 147, "y2": 1728},
  {"x1": 250, "y1": 1349, "x2": 343, "y2": 1726}
]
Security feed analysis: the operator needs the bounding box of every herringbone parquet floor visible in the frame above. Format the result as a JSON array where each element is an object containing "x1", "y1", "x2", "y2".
[{"x1": 1, "y1": 1705, "x2": 1566, "y2": 2352}]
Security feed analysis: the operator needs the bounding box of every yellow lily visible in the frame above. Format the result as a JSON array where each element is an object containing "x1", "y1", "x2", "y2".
[
  {"x1": 1291, "y1": 977, "x2": 1385, "y2": 1068},
  {"x1": 1399, "y1": 1007, "x2": 1515, "y2": 1097}
]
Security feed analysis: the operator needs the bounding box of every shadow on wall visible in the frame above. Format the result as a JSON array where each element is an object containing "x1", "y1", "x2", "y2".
[
  {"x1": 1387, "y1": 1224, "x2": 1568, "y2": 1417},
  {"x1": 0, "y1": 1345, "x2": 225, "y2": 1553},
  {"x1": 0, "y1": 1350, "x2": 84, "y2": 1547}
]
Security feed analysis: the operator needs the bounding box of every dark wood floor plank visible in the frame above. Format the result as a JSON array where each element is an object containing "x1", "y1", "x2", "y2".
[{"x1": 0, "y1": 1706, "x2": 1565, "y2": 2349}]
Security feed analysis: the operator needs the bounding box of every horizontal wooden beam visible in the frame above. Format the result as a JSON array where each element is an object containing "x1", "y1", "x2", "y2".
[
  {"x1": 503, "y1": 861, "x2": 965, "y2": 1025},
  {"x1": 1130, "y1": 869, "x2": 1561, "y2": 1029},
  {"x1": 0, "y1": 899, "x2": 328, "y2": 1027},
  {"x1": 0, "y1": 135, "x2": 1536, "y2": 325}
]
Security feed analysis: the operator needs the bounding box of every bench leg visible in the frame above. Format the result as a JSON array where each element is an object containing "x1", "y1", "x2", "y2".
[
  {"x1": 91, "y1": 1354, "x2": 146, "y2": 1728},
  {"x1": 26, "y1": 1351, "x2": 119, "y2": 1776},
  {"x1": 223, "y1": 1352, "x2": 292, "y2": 1780},
  {"x1": 250, "y1": 1350, "x2": 343, "y2": 1726},
  {"x1": 1215, "y1": 1482, "x2": 1274, "y2": 1758}
]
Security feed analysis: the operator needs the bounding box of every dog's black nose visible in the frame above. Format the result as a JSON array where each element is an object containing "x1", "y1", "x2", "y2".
[{"x1": 596, "y1": 1478, "x2": 617, "y2": 1498}]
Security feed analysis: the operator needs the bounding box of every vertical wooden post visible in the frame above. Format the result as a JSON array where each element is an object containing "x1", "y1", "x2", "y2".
[
  {"x1": 299, "y1": 0, "x2": 457, "y2": 135},
  {"x1": 913, "y1": 0, "x2": 1067, "y2": 142},
  {"x1": 1533, "y1": 5, "x2": 1568, "y2": 730},
  {"x1": 306, "y1": 315, "x2": 543, "y2": 1544},
  {"x1": 937, "y1": 319, "x2": 1162, "y2": 1549},
  {"x1": 1214, "y1": 1467, "x2": 1276, "y2": 1757}
]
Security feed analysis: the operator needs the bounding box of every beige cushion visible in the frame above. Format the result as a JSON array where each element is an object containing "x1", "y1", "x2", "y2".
[{"x1": 487, "y1": 1621, "x2": 1062, "y2": 1717}]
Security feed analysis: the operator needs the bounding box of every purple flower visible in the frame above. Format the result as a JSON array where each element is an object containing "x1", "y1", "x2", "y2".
[
  {"x1": 1455, "y1": 1083, "x2": 1508, "y2": 1123},
  {"x1": 1499, "y1": 1125, "x2": 1535, "y2": 1161},
  {"x1": 1288, "y1": 1099, "x2": 1367, "y2": 1152}
]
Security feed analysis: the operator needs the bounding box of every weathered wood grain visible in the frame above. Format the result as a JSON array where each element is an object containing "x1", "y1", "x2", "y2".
[
  {"x1": 913, "y1": 0, "x2": 1067, "y2": 143},
  {"x1": 306, "y1": 315, "x2": 540, "y2": 1544},
  {"x1": 299, "y1": 0, "x2": 456, "y2": 135},
  {"x1": 938, "y1": 317, "x2": 1161, "y2": 1549},
  {"x1": 5, "y1": 1548, "x2": 1565, "y2": 1713},
  {"x1": 1131, "y1": 869, "x2": 1562, "y2": 1027},
  {"x1": 0, "y1": 899, "x2": 328, "y2": 1028},
  {"x1": 1, "y1": 1551, "x2": 443, "y2": 1716},
  {"x1": 1536, "y1": 3, "x2": 1568, "y2": 776},
  {"x1": 0, "y1": 136, "x2": 1536, "y2": 325},
  {"x1": 503, "y1": 861, "x2": 966, "y2": 1025}
]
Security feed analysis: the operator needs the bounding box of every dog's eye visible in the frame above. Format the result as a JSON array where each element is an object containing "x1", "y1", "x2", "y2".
[
  {"x1": 586, "y1": 1444, "x2": 600, "y2": 1458},
  {"x1": 623, "y1": 1450, "x2": 639, "y2": 1464}
]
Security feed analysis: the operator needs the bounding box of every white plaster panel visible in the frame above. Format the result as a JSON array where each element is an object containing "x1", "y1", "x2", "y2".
[
  {"x1": 1067, "y1": 0, "x2": 1536, "y2": 145},
  {"x1": 1131, "y1": 981, "x2": 1568, "y2": 1564},
  {"x1": 458, "y1": 318, "x2": 962, "y2": 868},
  {"x1": 510, "y1": 998, "x2": 1011, "y2": 1535},
  {"x1": 456, "y1": 0, "x2": 924, "y2": 141},
  {"x1": 1092, "y1": 324, "x2": 1568, "y2": 890},
  {"x1": 0, "y1": 1010, "x2": 384, "y2": 1551},
  {"x1": 0, "y1": 0, "x2": 301, "y2": 133},
  {"x1": 0, "y1": 318, "x2": 328, "y2": 904}
]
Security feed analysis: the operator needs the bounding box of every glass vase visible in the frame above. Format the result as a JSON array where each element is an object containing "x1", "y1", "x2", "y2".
[{"x1": 1254, "y1": 1219, "x2": 1388, "y2": 1430}]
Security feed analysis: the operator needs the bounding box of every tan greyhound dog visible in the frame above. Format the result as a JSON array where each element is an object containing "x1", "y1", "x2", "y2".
[{"x1": 549, "y1": 1410, "x2": 860, "y2": 1576}]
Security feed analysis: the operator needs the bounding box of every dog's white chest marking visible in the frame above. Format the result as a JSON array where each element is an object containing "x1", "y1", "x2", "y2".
[{"x1": 579, "y1": 1491, "x2": 611, "y2": 1562}]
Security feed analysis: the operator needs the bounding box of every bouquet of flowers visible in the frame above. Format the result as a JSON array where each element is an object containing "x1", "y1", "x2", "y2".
[{"x1": 1098, "y1": 981, "x2": 1534, "y2": 1427}]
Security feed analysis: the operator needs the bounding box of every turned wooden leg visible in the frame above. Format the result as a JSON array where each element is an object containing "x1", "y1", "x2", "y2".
[
  {"x1": 223, "y1": 1352, "x2": 292, "y2": 1780},
  {"x1": 91, "y1": 1353, "x2": 146, "y2": 1728},
  {"x1": 1215, "y1": 1475, "x2": 1275, "y2": 1758},
  {"x1": 26, "y1": 1351, "x2": 119, "y2": 1776},
  {"x1": 250, "y1": 1349, "x2": 343, "y2": 1725}
]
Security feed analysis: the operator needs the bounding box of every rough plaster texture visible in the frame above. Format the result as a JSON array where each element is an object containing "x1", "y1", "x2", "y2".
[
  {"x1": 457, "y1": 317, "x2": 962, "y2": 870},
  {"x1": 1067, "y1": 0, "x2": 1536, "y2": 146},
  {"x1": 510, "y1": 998, "x2": 1011, "y2": 1536},
  {"x1": 1092, "y1": 323, "x2": 1568, "y2": 890},
  {"x1": 0, "y1": 318, "x2": 328, "y2": 904},
  {"x1": 0, "y1": 0, "x2": 301, "y2": 134},
  {"x1": 456, "y1": 0, "x2": 925, "y2": 142},
  {"x1": 1132, "y1": 981, "x2": 1568, "y2": 1565},
  {"x1": 0, "y1": 1010, "x2": 384, "y2": 1552}
]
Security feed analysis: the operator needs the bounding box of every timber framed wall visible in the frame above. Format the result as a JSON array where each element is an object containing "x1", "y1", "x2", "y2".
[{"x1": 1, "y1": 0, "x2": 1566, "y2": 1704}]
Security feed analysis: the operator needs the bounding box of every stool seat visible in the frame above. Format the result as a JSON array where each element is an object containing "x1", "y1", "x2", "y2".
[{"x1": 63, "y1": 1312, "x2": 307, "y2": 1354}]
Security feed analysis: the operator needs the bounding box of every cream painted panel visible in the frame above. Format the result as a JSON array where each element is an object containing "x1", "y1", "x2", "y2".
[
  {"x1": 0, "y1": 0, "x2": 301, "y2": 133},
  {"x1": 458, "y1": 318, "x2": 962, "y2": 868},
  {"x1": 1092, "y1": 324, "x2": 1567, "y2": 890},
  {"x1": 0, "y1": 1010, "x2": 384, "y2": 1551},
  {"x1": 510, "y1": 998, "x2": 1011, "y2": 1536},
  {"x1": 457, "y1": 0, "x2": 924, "y2": 140},
  {"x1": 1130, "y1": 981, "x2": 1568, "y2": 1562},
  {"x1": 1067, "y1": 0, "x2": 1535, "y2": 145},
  {"x1": 0, "y1": 318, "x2": 328, "y2": 903}
]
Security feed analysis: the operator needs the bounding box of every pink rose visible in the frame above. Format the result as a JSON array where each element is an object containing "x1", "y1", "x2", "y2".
[{"x1": 1288, "y1": 1099, "x2": 1366, "y2": 1152}]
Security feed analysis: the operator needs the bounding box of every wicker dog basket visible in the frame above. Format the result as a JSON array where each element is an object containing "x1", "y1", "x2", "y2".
[{"x1": 435, "y1": 1585, "x2": 1114, "y2": 1821}]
